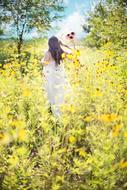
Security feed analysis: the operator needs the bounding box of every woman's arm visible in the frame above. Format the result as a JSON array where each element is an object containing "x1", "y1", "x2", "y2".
[
  {"x1": 41, "y1": 51, "x2": 50, "y2": 66},
  {"x1": 59, "y1": 41, "x2": 72, "y2": 50}
]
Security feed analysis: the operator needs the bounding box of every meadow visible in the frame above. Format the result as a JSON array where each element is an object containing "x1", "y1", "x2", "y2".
[{"x1": 0, "y1": 38, "x2": 127, "y2": 190}]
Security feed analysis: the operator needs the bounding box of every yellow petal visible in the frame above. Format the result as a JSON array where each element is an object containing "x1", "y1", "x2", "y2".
[
  {"x1": 119, "y1": 159, "x2": 127, "y2": 168},
  {"x1": 69, "y1": 135, "x2": 76, "y2": 144}
]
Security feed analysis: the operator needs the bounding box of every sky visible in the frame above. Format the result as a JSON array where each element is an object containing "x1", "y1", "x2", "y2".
[{"x1": 49, "y1": 0, "x2": 98, "y2": 39}]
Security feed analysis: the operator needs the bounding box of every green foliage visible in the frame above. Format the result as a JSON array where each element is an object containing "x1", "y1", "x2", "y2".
[
  {"x1": 0, "y1": 29, "x2": 4, "y2": 35},
  {"x1": 83, "y1": 0, "x2": 127, "y2": 48}
]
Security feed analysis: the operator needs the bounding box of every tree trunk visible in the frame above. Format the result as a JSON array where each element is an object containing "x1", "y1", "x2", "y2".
[{"x1": 17, "y1": 33, "x2": 23, "y2": 55}]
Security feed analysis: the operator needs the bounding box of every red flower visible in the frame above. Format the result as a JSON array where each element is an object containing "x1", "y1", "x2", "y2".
[
  {"x1": 69, "y1": 35, "x2": 74, "y2": 39},
  {"x1": 66, "y1": 34, "x2": 70, "y2": 39},
  {"x1": 71, "y1": 32, "x2": 75, "y2": 36},
  {"x1": 66, "y1": 32, "x2": 75, "y2": 40}
]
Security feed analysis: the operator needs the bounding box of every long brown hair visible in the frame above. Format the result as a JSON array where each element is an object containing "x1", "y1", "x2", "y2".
[{"x1": 48, "y1": 36, "x2": 64, "y2": 66}]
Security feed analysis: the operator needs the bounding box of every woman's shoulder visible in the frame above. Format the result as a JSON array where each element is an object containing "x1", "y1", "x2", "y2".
[
  {"x1": 46, "y1": 50, "x2": 52, "y2": 57},
  {"x1": 41, "y1": 50, "x2": 51, "y2": 65},
  {"x1": 43, "y1": 50, "x2": 51, "y2": 58},
  {"x1": 43, "y1": 49, "x2": 49, "y2": 55}
]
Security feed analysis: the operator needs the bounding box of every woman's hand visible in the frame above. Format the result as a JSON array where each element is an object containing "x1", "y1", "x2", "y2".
[
  {"x1": 60, "y1": 41, "x2": 72, "y2": 50},
  {"x1": 41, "y1": 58, "x2": 48, "y2": 66}
]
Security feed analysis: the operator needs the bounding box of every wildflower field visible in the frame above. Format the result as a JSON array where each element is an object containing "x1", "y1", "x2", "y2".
[
  {"x1": 0, "y1": 38, "x2": 127, "y2": 190},
  {"x1": 0, "y1": 0, "x2": 127, "y2": 189}
]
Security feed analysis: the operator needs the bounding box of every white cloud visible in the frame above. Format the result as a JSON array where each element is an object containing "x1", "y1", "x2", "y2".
[
  {"x1": 63, "y1": 0, "x2": 69, "y2": 5},
  {"x1": 56, "y1": 11, "x2": 85, "y2": 39}
]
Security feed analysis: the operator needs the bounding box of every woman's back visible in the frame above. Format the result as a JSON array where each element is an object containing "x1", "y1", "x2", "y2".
[
  {"x1": 41, "y1": 36, "x2": 72, "y2": 117},
  {"x1": 43, "y1": 50, "x2": 64, "y2": 71}
]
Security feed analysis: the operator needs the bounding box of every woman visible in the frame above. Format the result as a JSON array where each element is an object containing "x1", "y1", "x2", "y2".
[{"x1": 41, "y1": 36, "x2": 72, "y2": 117}]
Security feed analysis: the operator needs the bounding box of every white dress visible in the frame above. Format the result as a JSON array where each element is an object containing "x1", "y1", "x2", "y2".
[{"x1": 42, "y1": 51, "x2": 72, "y2": 117}]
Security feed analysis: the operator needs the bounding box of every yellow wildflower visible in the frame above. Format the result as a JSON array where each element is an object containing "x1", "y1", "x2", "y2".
[
  {"x1": 0, "y1": 133, "x2": 10, "y2": 144},
  {"x1": 10, "y1": 120, "x2": 25, "y2": 128},
  {"x1": 124, "y1": 132, "x2": 127, "y2": 138},
  {"x1": 74, "y1": 60, "x2": 80, "y2": 68},
  {"x1": 18, "y1": 129, "x2": 27, "y2": 141},
  {"x1": 112, "y1": 125, "x2": 122, "y2": 137},
  {"x1": 63, "y1": 104, "x2": 75, "y2": 113},
  {"x1": 8, "y1": 156, "x2": 19, "y2": 167},
  {"x1": 23, "y1": 88, "x2": 31, "y2": 97},
  {"x1": 84, "y1": 116, "x2": 93, "y2": 122},
  {"x1": 97, "y1": 114, "x2": 121, "y2": 122},
  {"x1": 76, "y1": 49, "x2": 80, "y2": 56},
  {"x1": 0, "y1": 133, "x2": 4, "y2": 140},
  {"x1": 10, "y1": 71, "x2": 16, "y2": 76},
  {"x1": 67, "y1": 53, "x2": 73, "y2": 60},
  {"x1": 105, "y1": 50, "x2": 115, "y2": 58},
  {"x1": 119, "y1": 159, "x2": 127, "y2": 168},
  {"x1": 16, "y1": 147, "x2": 27, "y2": 156},
  {"x1": 69, "y1": 135, "x2": 76, "y2": 144},
  {"x1": 79, "y1": 149, "x2": 86, "y2": 157},
  {"x1": 62, "y1": 52, "x2": 66, "y2": 59},
  {"x1": 95, "y1": 88, "x2": 102, "y2": 97},
  {"x1": 44, "y1": 60, "x2": 49, "y2": 65}
]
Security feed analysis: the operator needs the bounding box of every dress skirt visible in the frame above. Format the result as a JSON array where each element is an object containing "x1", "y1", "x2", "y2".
[{"x1": 43, "y1": 62, "x2": 72, "y2": 117}]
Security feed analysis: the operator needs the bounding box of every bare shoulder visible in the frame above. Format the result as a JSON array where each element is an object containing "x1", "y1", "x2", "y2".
[
  {"x1": 43, "y1": 49, "x2": 49, "y2": 55},
  {"x1": 43, "y1": 50, "x2": 50, "y2": 58},
  {"x1": 41, "y1": 50, "x2": 50, "y2": 65}
]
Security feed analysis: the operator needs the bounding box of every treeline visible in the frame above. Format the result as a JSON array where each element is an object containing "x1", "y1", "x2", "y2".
[
  {"x1": 0, "y1": 0, "x2": 64, "y2": 54},
  {"x1": 83, "y1": 0, "x2": 127, "y2": 48}
]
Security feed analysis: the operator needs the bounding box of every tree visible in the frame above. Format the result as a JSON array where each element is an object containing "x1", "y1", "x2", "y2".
[
  {"x1": 83, "y1": 0, "x2": 127, "y2": 48},
  {"x1": 0, "y1": 0, "x2": 64, "y2": 54}
]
